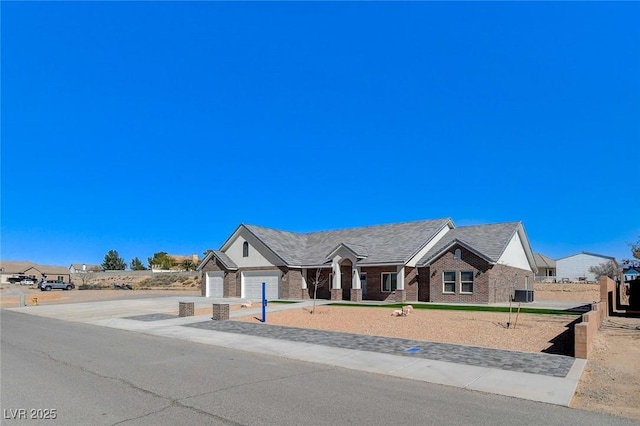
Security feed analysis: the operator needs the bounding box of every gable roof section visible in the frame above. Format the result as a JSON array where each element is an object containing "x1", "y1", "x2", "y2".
[
  {"x1": 212, "y1": 250, "x2": 238, "y2": 270},
  {"x1": 227, "y1": 219, "x2": 453, "y2": 267},
  {"x1": 418, "y1": 222, "x2": 525, "y2": 267},
  {"x1": 1, "y1": 261, "x2": 70, "y2": 275},
  {"x1": 0, "y1": 260, "x2": 37, "y2": 273},
  {"x1": 556, "y1": 251, "x2": 616, "y2": 262},
  {"x1": 326, "y1": 242, "x2": 370, "y2": 261},
  {"x1": 534, "y1": 253, "x2": 556, "y2": 269},
  {"x1": 197, "y1": 250, "x2": 239, "y2": 271}
]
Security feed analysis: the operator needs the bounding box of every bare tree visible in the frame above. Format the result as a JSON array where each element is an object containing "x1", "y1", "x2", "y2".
[
  {"x1": 308, "y1": 269, "x2": 327, "y2": 314},
  {"x1": 76, "y1": 271, "x2": 95, "y2": 288},
  {"x1": 589, "y1": 260, "x2": 620, "y2": 280}
]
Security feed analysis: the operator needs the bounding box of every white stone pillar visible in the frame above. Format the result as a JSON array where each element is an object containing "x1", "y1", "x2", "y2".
[
  {"x1": 302, "y1": 268, "x2": 308, "y2": 290},
  {"x1": 332, "y1": 260, "x2": 341, "y2": 290},
  {"x1": 352, "y1": 266, "x2": 361, "y2": 290},
  {"x1": 397, "y1": 266, "x2": 405, "y2": 290}
]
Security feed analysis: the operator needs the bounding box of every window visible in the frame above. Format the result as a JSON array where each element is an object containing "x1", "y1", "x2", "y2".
[
  {"x1": 381, "y1": 272, "x2": 398, "y2": 292},
  {"x1": 242, "y1": 241, "x2": 249, "y2": 257},
  {"x1": 460, "y1": 271, "x2": 474, "y2": 293},
  {"x1": 443, "y1": 271, "x2": 456, "y2": 293},
  {"x1": 57, "y1": 276, "x2": 64, "y2": 283},
  {"x1": 454, "y1": 248, "x2": 462, "y2": 260}
]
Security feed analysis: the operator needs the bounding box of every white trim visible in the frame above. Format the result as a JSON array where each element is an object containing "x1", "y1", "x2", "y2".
[{"x1": 406, "y1": 223, "x2": 453, "y2": 267}]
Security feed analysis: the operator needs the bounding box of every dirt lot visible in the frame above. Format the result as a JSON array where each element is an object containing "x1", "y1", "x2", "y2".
[
  {"x1": 534, "y1": 282, "x2": 600, "y2": 302},
  {"x1": 235, "y1": 305, "x2": 575, "y2": 353},
  {"x1": 0, "y1": 285, "x2": 200, "y2": 308},
  {"x1": 571, "y1": 317, "x2": 640, "y2": 420}
]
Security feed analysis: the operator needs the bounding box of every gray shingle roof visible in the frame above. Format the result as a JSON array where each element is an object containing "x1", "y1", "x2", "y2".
[
  {"x1": 534, "y1": 253, "x2": 556, "y2": 268},
  {"x1": 418, "y1": 222, "x2": 522, "y2": 266},
  {"x1": 244, "y1": 218, "x2": 452, "y2": 266},
  {"x1": 212, "y1": 250, "x2": 238, "y2": 270}
]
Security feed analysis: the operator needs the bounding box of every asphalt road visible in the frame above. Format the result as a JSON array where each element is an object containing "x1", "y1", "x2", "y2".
[{"x1": 1, "y1": 311, "x2": 634, "y2": 426}]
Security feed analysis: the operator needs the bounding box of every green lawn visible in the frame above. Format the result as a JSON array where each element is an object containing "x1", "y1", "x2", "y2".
[{"x1": 327, "y1": 302, "x2": 584, "y2": 316}]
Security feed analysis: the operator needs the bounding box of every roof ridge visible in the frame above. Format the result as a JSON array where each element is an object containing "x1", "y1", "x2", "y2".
[{"x1": 250, "y1": 218, "x2": 452, "y2": 237}]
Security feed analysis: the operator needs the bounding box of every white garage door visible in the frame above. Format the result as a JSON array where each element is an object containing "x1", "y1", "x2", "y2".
[
  {"x1": 206, "y1": 271, "x2": 224, "y2": 298},
  {"x1": 242, "y1": 271, "x2": 279, "y2": 300}
]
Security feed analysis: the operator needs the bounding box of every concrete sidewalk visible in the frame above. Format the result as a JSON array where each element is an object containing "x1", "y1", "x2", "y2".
[{"x1": 6, "y1": 297, "x2": 586, "y2": 407}]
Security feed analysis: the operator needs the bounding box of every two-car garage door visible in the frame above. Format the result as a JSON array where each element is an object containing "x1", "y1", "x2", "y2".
[
  {"x1": 242, "y1": 271, "x2": 279, "y2": 300},
  {"x1": 205, "y1": 272, "x2": 224, "y2": 298}
]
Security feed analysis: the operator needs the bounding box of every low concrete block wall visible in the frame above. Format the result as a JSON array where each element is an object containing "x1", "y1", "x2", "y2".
[{"x1": 574, "y1": 301, "x2": 605, "y2": 359}]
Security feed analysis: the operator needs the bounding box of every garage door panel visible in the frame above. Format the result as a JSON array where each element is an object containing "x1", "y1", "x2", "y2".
[
  {"x1": 206, "y1": 272, "x2": 224, "y2": 298},
  {"x1": 242, "y1": 271, "x2": 279, "y2": 299}
]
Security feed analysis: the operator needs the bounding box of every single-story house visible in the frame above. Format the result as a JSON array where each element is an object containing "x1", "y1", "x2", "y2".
[
  {"x1": 150, "y1": 254, "x2": 200, "y2": 272},
  {"x1": 534, "y1": 253, "x2": 556, "y2": 281},
  {"x1": 69, "y1": 263, "x2": 104, "y2": 274},
  {"x1": 556, "y1": 251, "x2": 617, "y2": 283},
  {"x1": 624, "y1": 268, "x2": 640, "y2": 282},
  {"x1": 197, "y1": 218, "x2": 537, "y2": 304},
  {"x1": 0, "y1": 260, "x2": 71, "y2": 284}
]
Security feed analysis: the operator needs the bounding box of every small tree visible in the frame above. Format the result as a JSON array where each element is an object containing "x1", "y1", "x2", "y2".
[
  {"x1": 102, "y1": 250, "x2": 126, "y2": 270},
  {"x1": 630, "y1": 236, "x2": 640, "y2": 260},
  {"x1": 147, "y1": 252, "x2": 174, "y2": 270},
  {"x1": 130, "y1": 257, "x2": 147, "y2": 271},
  {"x1": 308, "y1": 269, "x2": 327, "y2": 314},
  {"x1": 181, "y1": 259, "x2": 196, "y2": 271},
  {"x1": 77, "y1": 271, "x2": 95, "y2": 287},
  {"x1": 589, "y1": 260, "x2": 620, "y2": 280}
]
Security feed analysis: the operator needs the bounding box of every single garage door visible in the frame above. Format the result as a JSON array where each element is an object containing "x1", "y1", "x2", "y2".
[
  {"x1": 206, "y1": 271, "x2": 224, "y2": 298},
  {"x1": 242, "y1": 271, "x2": 279, "y2": 300}
]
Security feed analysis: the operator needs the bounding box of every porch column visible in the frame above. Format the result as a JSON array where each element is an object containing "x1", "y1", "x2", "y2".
[
  {"x1": 330, "y1": 259, "x2": 342, "y2": 300},
  {"x1": 351, "y1": 265, "x2": 362, "y2": 302},
  {"x1": 301, "y1": 268, "x2": 310, "y2": 300},
  {"x1": 395, "y1": 266, "x2": 406, "y2": 302}
]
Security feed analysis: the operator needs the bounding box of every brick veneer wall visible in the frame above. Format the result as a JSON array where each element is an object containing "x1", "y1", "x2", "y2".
[
  {"x1": 361, "y1": 266, "x2": 401, "y2": 302},
  {"x1": 280, "y1": 268, "x2": 304, "y2": 300},
  {"x1": 488, "y1": 263, "x2": 534, "y2": 304},
  {"x1": 428, "y1": 247, "x2": 491, "y2": 303},
  {"x1": 405, "y1": 267, "x2": 418, "y2": 302},
  {"x1": 425, "y1": 246, "x2": 534, "y2": 304},
  {"x1": 417, "y1": 267, "x2": 430, "y2": 301}
]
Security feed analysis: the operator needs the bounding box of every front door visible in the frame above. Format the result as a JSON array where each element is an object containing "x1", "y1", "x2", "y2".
[{"x1": 361, "y1": 273, "x2": 367, "y2": 299}]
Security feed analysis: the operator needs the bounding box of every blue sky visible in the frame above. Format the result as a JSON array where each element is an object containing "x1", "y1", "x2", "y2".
[{"x1": 2, "y1": 2, "x2": 639, "y2": 268}]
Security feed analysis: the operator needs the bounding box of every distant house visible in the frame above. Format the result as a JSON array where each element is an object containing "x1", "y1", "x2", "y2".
[
  {"x1": 0, "y1": 260, "x2": 71, "y2": 284},
  {"x1": 150, "y1": 254, "x2": 199, "y2": 272},
  {"x1": 534, "y1": 253, "x2": 556, "y2": 281},
  {"x1": 69, "y1": 264, "x2": 104, "y2": 274},
  {"x1": 624, "y1": 268, "x2": 640, "y2": 282},
  {"x1": 556, "y1": 252, "x2": 617, "y2": 282}
]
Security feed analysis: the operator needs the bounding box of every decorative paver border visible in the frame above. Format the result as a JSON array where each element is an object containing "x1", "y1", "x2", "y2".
[{"x1": 183, "y1": 320, "x2": 575, "y2": 377}]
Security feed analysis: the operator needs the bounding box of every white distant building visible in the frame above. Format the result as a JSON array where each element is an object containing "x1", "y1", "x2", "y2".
[
  {"x1": 556, "y1": 252, "x2": 616, "y2": 282},
  {"x1": 69, "y1": 264, "x2": 103, "y2": 273}
]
